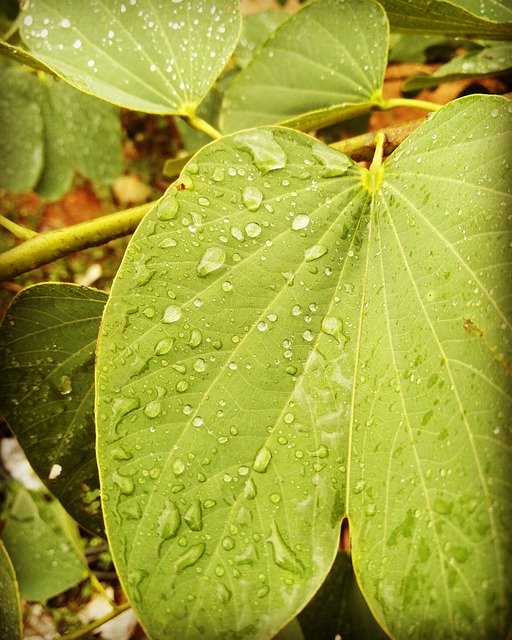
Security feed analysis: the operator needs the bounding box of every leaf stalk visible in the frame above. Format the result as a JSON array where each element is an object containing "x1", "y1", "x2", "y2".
[{"x1": 0, "y1": 203, "x2": 153, "y2": 282}]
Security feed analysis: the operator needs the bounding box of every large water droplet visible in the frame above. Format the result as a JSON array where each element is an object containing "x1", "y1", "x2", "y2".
[
  {"x1": 291, "y1": 214, "x2": 310, "y2": 230},
  {"x1": 112, "y1": 395, "x2": 140, "y2": 428},
  {"x1": 268, "y1": 521, "x2": 304, "y2": 575},
  {"x1": 242, "y1": 185, "x2": 263, "y2": 211},
  {"x1": 321, "y1": 316, "x2": 342, "y2": 341},
  {"x1": 57, "y1": 375, "x2": 72, "y2": 395},
  {"x1": 196, "y1": 247, "x2": 226, "y2": 277},
  {"x1": 234, "y1": 130, "x2": 286, "y2": 173},
  {"x1": 174, "y1": 543, "x2": 205, "y2": 574},
  {"x1": 144, "y1": 401, "x2": 161, "y2": 418},
  {"x1": 311, "y1": 141, "x2": 351, "y2": 177},
  {"x1": 243, "y1": 478, "x2": 257, "y2": 499},
  {"x1": 155, "y1": 337, "x2": 174, "y2": 355},
  {"x1": 112, "y1": 471, "x2": 134, "y2": 496},
  {"x1": 158, "y1": 499, "x2": 181, "y2": 540},
  {"x1": 252, "y1": 446, "x2": 272, "y2": 473},
  {"x1": 304, "y1": 245, "x2": 327, "y2": 262},
  {"x1": 163, "y1": 305, "x2": 181, "y2": 323},
  {"x1": 183, "y1": 499, "x2": 203, "y2": 531},
  {"x1": 156, "y1": 193, "x2": 179, "y2": 220},
  {"x1": 245, "y1": 222, "x2": 262, "y2": 238}
]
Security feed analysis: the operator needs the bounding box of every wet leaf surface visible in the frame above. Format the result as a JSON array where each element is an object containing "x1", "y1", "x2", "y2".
[
  {"x1": 0, "y1": 540, "x2": 23, "y2": 640},
  {"x1": 97, "y1": 95, "x2": 512, "y2": 639},
  {"x1": 20, "y1": 0, "x2": 241, "y2": 115},
  {"x1": 220, "y1": 0, "x2": 388, "y2": 133},
  {"x1": 0, "y1": 283, "x2": 107, "y2": 536}
]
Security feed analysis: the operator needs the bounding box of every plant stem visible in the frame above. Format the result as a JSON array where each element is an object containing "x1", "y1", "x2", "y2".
[
  {"x1": 0, "y1": 215, "x2": 38, "y2": 240},
  {"x1": 0, "y1": 202, "x2": 153, "y2": 282},
  {"x1": 182, "y1": 113, "x2": 221, "y2": 139},
  {"x1": 369, "y1": 132, "x2": 386, "y2": 174},
  {"x1": 56, "y1": 601, "x2": 131, "y2": 640},
  {"x1": 380, "y1": 97, "x2": 441, "y2": 112}
]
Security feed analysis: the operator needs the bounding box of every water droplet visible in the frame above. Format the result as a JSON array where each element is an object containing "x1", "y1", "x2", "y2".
[
  {"x1": 188, "y1": 329, "x2": 202, "y2": 348},
  {"x1": 321, "y1": 316, "x2": 342, "y2": 341},
  {"x1": 234, "y1": 130, "x2": 286, "y2": 173},
  {"x1": 222, "y1": 536, "x2": 235, "y2": 550},
  {"x1": 257, "y1": 585, "x2": 270, "y2": 598},
  {"x1": 242, "y1": 185, "x2": 263, "y2": 211},
  {"x1": 144, "y1": 401, "x2": 161, "y2": 418},
  {"x1": 175, "y1": 543, "x2": 205, "y2": 574},
  {"x1": 243, "y1": 478, "x2": 257, "y2": 499},
  {"x1": 193, "y1": 358, "x2": 207, "y2": 373},
  {"x1": 269, "y1": 493, "x2": 281, "y2": 504},
  {"x1": 163, "y1": 305, "x2": 181, "y2": 323},
  {"x1": 57, "y1": 375, "x2": 72, "y2": 395},
  {"x1": 112, "y1": 396, "x2": 140, "y2": 427},
  {"x1": 112, "y1": 471, "x2": 134, "y2": 495},
  {"x1": 128, "y1": 569, "x2": 148, "y2": 601},
  {"x1": 268, "y1": 521, "x2": 304, "y2": 575},
  {"x1": 304, "y1": 245, "x2": 327, "y2": 261},
  {"x1": 196, "y1": 247, "x2": 226, "y2": 277},
  {"x1": 158, "y1": 499, "x2": 181, "y2": 540},
  {"x1": 252, "y1": 446, "x2": 272, "y2": 473},
  {"x1": 111, "y1": 447, "x2": 133, "y2": 461},
  {"x1": 217, "y1": 582, "x2": 232, "y2": 604},
  {"x1": 172, "y1": 458, "x2": 186, "y2": 476},
  {"x1": 291, "y1": 214, "x2": 310, "y2": 230},
  {"x1": 183, "y1": 499, "x2": 203, "y2": 531},
  {"x1": 311, "y1": 141, "x2": 351, "y2": 177},
  {"x1": 155, "y1": 337, "x2": 174, "y2": 355},
  {"x1": 245, "y1": 222, "x2": 262, "y2": 238},
  {"x1": 212, "y1": 167, "x2": 225, "y2": 182},
  {"x1": 156, "y1": 193, "x2": 179, "y2": 220}
]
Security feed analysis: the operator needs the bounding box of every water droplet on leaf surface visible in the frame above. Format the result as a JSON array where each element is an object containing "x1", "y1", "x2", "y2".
[
  {"x1": 163, "y1": 305, "x2": 181, "y2": 323},
  {"x1": 268, "y1": 520, "x2": 304, "y2": 575},
  {"x1": 196, "y1": 247, "x2": 226, "y2": 277},
  {"x1": 252, "y1": 446, "x2": 272, "y2": 473},
  {"x1": 304, "y1": 245, "x2": 327, "y2": 261},
  {"x1": 234, "y1": 130, "x2": 286, "y2": 173},
  {"x1": 242, "y1": 185, "x2": 263, "y2": 211},
  {"x1": 175, "y1": 543, "x2": 205, "y2": 574}
]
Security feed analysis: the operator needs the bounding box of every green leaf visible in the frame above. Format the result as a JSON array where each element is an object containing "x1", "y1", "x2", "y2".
[
  {"x1": 234, "y1": 10, "x2": 288, "y2": 69},
  {"x1": 379, "y1": 0, "x2": 512, "y2": 39},
  {"x1": 0, "y1": 66, "x2": 44, "y2": 192},
  {"x1": 36, "y1": 76, "x2": 123, "y2": 200},
  {"x1": 1, "y1": 482, "x2": 88, "y2": 601},
  {"x1": 0, "y1": 283, "x2": 107, "y2": 536},
  {"x1": 97, "y1": 128, "x2": 366, "y2": 639},
  {"x1": 403, "y1": 43, "x2": 512, "y2": 91},
  {"x1": 298, "y1": 552, "x2": 389, "y2": 639},
  {"x1": 388, "y1": 34, "x2": 455, "y2": 63},
  {"x1": 0, "y1": 540, "x2": 23, "y2": 640},
  {"x1": 19, "y1": 0, "x2": 241, "y2": 115},
  {"x1": 350, "y1": 94, "x2": 512, "y2": 639},
  {"x1": 220, "y1": 0, "x2": 388, "y2": 133},
  {"x1": 97, "y1": 95, "x2": 511, "y2": 639}
]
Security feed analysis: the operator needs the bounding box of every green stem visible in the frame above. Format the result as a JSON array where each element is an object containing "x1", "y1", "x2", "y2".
[
  {"x1": 369, "y1": 132, "x2": 386, "y2": 174},
  {"x1": 0, "y1": 202, "x2": 153, "y2": 282},
  {"x1": 182, "y1": 113, "x2": 221, "y2": 139},
  {"x1": 0, "y1": 215, "x2": 38, "y2": 240},
  {"x1": 56, "y1": 601, "x2": 131, "y2": 640},
  {"x1": 380, "y1": 97, "x2": 441, "y2": 112}
]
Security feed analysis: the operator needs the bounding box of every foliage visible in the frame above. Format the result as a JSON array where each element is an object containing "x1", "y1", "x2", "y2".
[{"x1": 0, "y1": 1, "x2": 510, "y2": 639}]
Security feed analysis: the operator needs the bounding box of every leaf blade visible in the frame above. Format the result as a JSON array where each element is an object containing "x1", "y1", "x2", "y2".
[
  {"x1": 220, "y1": 0, "x2": 388, "y2": 133},
  {"x1": 20, "y1": 0, "x2": 241, "y2": 114},
  {"x1": 0, "y1": 283, "x2": 107, "y2": 536}
]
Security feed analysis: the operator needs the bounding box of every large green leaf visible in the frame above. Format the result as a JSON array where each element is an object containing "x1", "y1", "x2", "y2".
[
  {"x1": 0, "y1": 540, "x2": 23, "y2": 640},
  {"x1": 379, "y1": 0, "x2": 512, "y2": 38},
  {"x1": 0, "y1": 66, "x2": 44, "y2": 192},
  {"x1": 403, "y1": 42, "x2": 512, "y2": 91},
  {"x1": 36, "y1": 76, "x2": 123, "y2": 200},
  {"x1": 1, "y1": 482, "x2": 88, "y2": 601},
  {"x1": 0, "y1": 64, "x2": 122, "y2": 199},
  {"x1": 19, "y1": 0, "x2": 240, "y2": 115},
  {"x1": 0, "y1": 283, "x2": 107, "y2": 536},
  {"x1": 220, "y1": 0, "x2": 388, "y2": 133},
  {"x1": 97, "y1": 95, "x2": 511, "y2": 639}
]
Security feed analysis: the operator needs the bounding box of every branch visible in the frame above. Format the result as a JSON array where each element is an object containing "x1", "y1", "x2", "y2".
[{"x1": 0, "y1": 203, "x2": 153, "y2": 282}]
